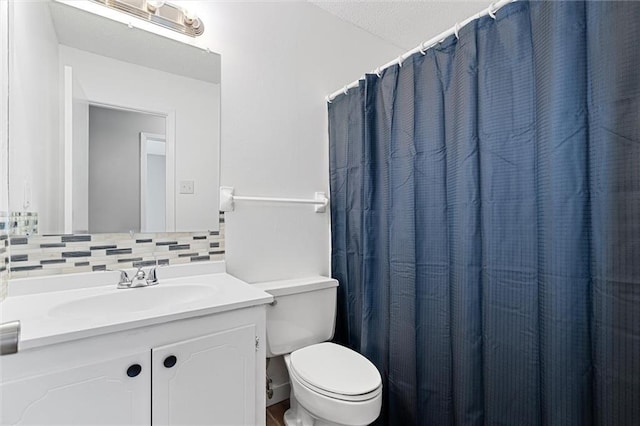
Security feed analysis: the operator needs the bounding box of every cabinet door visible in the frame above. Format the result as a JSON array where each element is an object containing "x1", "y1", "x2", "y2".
[
  {"x1": 152, "y1": 325, "x2": 256, "y2": 425},
  {"x1": 0, "y1": 351, "x2": 150, "y2": 425}
]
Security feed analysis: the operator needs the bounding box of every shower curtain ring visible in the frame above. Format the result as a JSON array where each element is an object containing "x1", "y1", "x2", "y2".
[
  {"x1": 397, "y1": 55, "x2": 404, "y2": 68},
  {"x1": 343, "y1": 85, "x2": 349, "y2": 95},
  {"x1": 488, "y1": 2, "x2": 497, "y2": 19},
  {"x1": 325, "y1": 95, "x2": 333, "y2": 104},
  {"x1": 454, "y1": 23, "x2": 460, "y2": 39},
  {"x1": 419, "y1": 42, "x2": 427, "y2": 55},
  {"x1": 375, "y1": 67, "x2": 382, "y2": 78}
]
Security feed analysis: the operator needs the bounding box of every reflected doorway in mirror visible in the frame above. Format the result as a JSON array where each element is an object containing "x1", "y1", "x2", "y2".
[{"x1": 140, "y1": 132, "x2": 167, "y2": 233}]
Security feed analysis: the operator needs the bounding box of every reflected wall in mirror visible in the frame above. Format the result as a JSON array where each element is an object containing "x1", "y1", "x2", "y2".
[
  {"x1": 87, "y1": 105, "x2": 167, "y2": 234},
  {"x1": 8, "y1": 0, "x2": 221, "y2": 236}
]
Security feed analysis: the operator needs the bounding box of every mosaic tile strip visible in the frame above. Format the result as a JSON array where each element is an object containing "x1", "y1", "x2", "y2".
[
  {"x1": 7, "y1": 211, "x2": 38, "y2": 236},
  {"x1": 1, "y1": 212, "x2": 9, "y2": 301},
  {"x1": 8, "y1": 213, "x2": 225, "y2": 279}
]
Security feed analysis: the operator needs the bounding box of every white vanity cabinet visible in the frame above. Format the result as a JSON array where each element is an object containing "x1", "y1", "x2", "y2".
[
  {"x1": 152, "y1": 325, "x2": 257, "y2": 425},
  {"x1": 0, "y1": 350, "x2": 151, "y2": 425},
  {"x1": 0, "y1": 306, "x2": 266, "y2": 426}
]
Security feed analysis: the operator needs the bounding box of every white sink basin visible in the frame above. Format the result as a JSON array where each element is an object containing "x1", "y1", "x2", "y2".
[
  {"x1": 0, "y1": 270, "x2": 274, "y2": 351},
  {"x1": 49, "y1": 284, "x2": 218, "y2": 318}
]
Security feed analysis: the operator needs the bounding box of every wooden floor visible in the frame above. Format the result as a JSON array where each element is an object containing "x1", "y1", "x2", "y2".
[{"x1": 266, "y1": 399, "x2": 290, "y2": 426}]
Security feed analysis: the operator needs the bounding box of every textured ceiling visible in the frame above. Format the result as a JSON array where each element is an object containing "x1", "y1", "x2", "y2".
[{"x1": 310, "y1": 1, "x2": 491, "y2": 50}]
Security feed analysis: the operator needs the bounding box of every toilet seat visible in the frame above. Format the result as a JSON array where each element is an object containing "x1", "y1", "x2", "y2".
[
  {"x1": 289, "y1": 363, "x2": 382, "y2": 402},
  {"x1": 289, "y1": 342, "x2": 382, "y2": 402}
]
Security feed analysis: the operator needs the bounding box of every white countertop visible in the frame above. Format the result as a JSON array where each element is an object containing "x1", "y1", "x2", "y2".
[{"x1": 0, "y1": 268, "x2": 273, "y2": 351}]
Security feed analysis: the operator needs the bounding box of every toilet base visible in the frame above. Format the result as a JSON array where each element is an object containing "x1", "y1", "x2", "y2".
[{"x1": 283, "y1": 394, "x2": 342, "y2": 426}]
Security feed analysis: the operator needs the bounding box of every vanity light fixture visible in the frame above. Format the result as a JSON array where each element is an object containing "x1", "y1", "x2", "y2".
[{"x1": 90, "y1": 0, "x2": 204, "y2": 37}]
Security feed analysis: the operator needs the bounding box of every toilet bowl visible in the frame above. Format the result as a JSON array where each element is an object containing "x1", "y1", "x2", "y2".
[
  {"x1": 255, "y1": 277, "x2": 382, "y2": 426},
  {"x1": 283, "y1": 343, "x2": 382, "y2": 426}
]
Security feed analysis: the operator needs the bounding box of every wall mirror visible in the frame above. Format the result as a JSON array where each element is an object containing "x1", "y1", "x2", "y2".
[{"x1": 8, "y1": 0, "x2": 221, "y2": 235}]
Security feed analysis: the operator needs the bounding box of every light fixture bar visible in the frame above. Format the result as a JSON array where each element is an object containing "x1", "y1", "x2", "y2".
[{"x1": 90, "y1": 0, "x2": 204, "y2": 37}]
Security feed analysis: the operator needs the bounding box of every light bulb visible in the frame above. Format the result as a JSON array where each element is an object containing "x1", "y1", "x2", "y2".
[
  {"x1": 183, "y1": 9, "x2": 197, "y2": 25},
  {"x1": 146, "y1": 0, "x2": 165, "y2": 12}
]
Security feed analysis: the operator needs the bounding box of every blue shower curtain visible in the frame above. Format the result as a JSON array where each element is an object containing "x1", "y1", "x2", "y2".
[{"x1": 328, "y1": 1, "x2": 640, "y2": 425}]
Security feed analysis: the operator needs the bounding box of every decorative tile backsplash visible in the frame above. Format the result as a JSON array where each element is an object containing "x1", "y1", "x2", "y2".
[{"x1": 7, "y1": 213, "x2": 225, "y2": 279}]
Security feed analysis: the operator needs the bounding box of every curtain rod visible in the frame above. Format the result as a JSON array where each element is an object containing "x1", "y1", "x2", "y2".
[{"x1": 326, "y1": 0, "x2": 517, "y2": 103}]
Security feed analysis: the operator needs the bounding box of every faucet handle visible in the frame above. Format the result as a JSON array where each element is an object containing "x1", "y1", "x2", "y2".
[
  {"x1": 146, "y1": 266, "x2": 160, "y2": 285},
  {"x1": 111, "y1": 269, "x2": 131, "y2": 288}
]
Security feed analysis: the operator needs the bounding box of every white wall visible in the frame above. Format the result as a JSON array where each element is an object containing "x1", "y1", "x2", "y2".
[
  {"x1": 8, "y1": 1, "x2": 62, "y2": 232},
  {"x1": 184, "y1": 1, "x2": 403, "y2": 283},
  {"x1": 185, "y1": 1, "x2": 403, "y2": 405}
]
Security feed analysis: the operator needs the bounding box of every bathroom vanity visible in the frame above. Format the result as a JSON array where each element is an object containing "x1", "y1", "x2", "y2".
[
  {"x1": 1, "y1": 1, "x2": 268, "y2": 423},
  {"x1": 0, "y1": 263, "x2": 273, "y2": 425}
]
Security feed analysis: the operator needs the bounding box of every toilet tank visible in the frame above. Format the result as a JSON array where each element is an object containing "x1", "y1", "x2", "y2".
[{"x1": 254, "y1": 276, "x2": 338, "y2": 358}]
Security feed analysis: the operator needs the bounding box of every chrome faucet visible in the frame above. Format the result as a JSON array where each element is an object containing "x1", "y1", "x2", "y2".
[{"x1": 117, "y1": 267, "x2": 160, "y2": 289}]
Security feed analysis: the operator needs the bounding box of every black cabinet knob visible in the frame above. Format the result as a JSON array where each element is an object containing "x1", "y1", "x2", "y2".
[
  {"x1": 127, "y1": 364, "x2": 142, "y2": 377},
  {"x1": 163, "y1": 355, "x2": 177, "y2": 368}
]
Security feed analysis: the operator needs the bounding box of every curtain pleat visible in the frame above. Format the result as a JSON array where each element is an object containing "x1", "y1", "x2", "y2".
[
  {"x1": 476, "y1": 5, "x2": 540, "y2": 425},
  {"x1": 412, "y1": 49, "x2": 454, "y2": 425},
  {"x1": 328, "y1": 1, "x2": 640, "y2": 425},
  {"x1": 587, "y1": 2, "x2": 640, "y2": 424},
  {"x1": 530, "y1": 2, "x2": 592, "y2": 425}
]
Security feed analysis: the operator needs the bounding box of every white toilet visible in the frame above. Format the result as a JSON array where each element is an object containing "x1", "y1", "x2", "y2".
[{"x1": 255, "y1": 277, "x2": 382, "y2": 426}]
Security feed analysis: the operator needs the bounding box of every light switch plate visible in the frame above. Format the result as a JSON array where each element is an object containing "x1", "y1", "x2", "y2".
[{"x1": 180, "y1": 180, "x2": 194, "y2": 194}]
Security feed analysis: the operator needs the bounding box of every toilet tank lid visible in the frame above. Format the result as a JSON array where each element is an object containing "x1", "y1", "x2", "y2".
[{"x1": 253, "y1": 276, "x2": 338, "y2": 297}]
